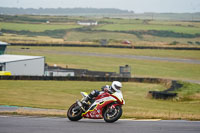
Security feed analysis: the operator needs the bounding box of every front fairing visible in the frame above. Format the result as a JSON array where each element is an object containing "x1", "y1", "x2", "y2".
[{"x1": 111, "y1": 91, "x2": 125, "y2": 105}]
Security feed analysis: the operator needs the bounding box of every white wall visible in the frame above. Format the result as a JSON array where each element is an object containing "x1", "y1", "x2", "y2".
[
  {"x1": 45, "y1": 71, "x2": 75, "y2": 77},
  {"x1": 5, "y1": 58, "x2": 45, "y2": 76}
]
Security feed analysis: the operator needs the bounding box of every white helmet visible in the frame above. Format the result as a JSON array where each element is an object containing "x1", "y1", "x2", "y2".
[{"x1": 111, "y1": 81, "x2": 122, "y2": 93}]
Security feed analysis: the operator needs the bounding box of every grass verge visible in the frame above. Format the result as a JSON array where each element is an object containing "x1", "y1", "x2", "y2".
[{"x1": 0, "y1": 80, "x2": 200, "y2": 120}]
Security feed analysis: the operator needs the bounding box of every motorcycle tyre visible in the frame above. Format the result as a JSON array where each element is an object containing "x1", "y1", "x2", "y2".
[
  {"x1": 67, "y1": 103, "x2": 83, "y2": 121},
  {"x1": 103, "y1": 105, "x2": 122, "y2": 123}
]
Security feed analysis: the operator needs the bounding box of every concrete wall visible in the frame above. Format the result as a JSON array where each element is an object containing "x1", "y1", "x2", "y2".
[{"x1": 5, "y1": 58, "x2": 44, "y2": 76}]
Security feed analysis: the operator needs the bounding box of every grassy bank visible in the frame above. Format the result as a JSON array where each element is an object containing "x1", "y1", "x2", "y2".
[{"x1": 0, "y1": 80, "x2": 199, "y2": 120}]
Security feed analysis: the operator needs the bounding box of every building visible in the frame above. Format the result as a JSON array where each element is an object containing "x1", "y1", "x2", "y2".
[
  {"x1": 119, "y1": 65, "x2": 131, "y2": 77},
  {"x1": 45, "y1": 65, "x2": 75, "y2": 77},
  {"x1": 0, "y1": 54, "x2": 45, "y2": 76},
  {"x1": 0, "y1": 41, "x2": 45, "y2": 76},
  {"x1": 45, "y1": 65, "x2": 118, "y2": 77},
  {"x1": 77, "y1": 21, "x2": 98, "y2": 26},
  {"x1": 0, "y1": 41, "x2": 9, "y2": 55}
]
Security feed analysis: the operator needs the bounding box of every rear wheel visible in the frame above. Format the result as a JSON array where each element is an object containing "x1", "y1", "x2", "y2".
[
  {"x1": 67, "y1": 103, "x2": 83, "y2": 121},
  {"x1": 103, "y1": 105, "x2": 122, "y2": 123}
]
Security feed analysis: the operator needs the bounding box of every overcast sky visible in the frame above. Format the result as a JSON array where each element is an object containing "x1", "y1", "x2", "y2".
[{"x1": 0, "y1": 0, "x2": 200, "y2": 13}]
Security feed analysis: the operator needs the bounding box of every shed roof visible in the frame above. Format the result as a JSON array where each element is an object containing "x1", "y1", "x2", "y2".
[
  {"x1": 0, "y1": 54, "x2": 44, "y2": 63},
  {"x1": 0, "y1": 41, "x2": 9, "y2": 46}
]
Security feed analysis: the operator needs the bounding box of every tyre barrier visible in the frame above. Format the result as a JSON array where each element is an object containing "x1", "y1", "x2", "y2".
[
  {"x1": 0, "y1": 75, "x2": 170, "y2": 83},
  {"x1": 0, "y1": 76, "x2": 182, "y2": 100},
  {"x1": 148, "y1": 91, "x2": 177, "y2": 100},
  {"x1": 148, "y1": 80, "x2": 183, "y2": 99}
]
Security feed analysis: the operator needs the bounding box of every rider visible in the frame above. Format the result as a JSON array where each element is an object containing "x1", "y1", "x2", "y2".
[{"x1": 82, "y1": 81, "x2": 122, "y2": 104}]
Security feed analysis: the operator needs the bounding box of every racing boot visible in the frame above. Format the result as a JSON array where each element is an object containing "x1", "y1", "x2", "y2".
[
  {"x1": 82, "y1": 96, "x2": 92, "y2": 105},
  {"x1": 82, "y1": 90, "x2": 99, "y2": 105}
]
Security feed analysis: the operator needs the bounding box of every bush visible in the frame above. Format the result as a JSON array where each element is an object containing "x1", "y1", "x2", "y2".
[
  {"x1": 1, "y1": 28, "x2": 67, "y2": 38},
  {"x1": 187, "y1": 41, "x2": 193, "y2": 44},
  {"x1": 195, "y1": 41, "x2": 200, "y2": 45},
  {"x1": 169, "y1": 41, "x2": 179, "y2": 45}
]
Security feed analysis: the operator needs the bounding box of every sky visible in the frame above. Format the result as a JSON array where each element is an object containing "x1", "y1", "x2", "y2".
[{"x1": 0, "y1": 0, "x2": 200, "y2": 13}]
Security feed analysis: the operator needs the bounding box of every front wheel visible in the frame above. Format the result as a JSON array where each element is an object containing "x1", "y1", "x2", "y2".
[
  {"x1": 67, "y1": 103, "x2": 83, "y2": 121},
  {"x1": 103, "y1": 105, "x2": 122, "y2": 123}
]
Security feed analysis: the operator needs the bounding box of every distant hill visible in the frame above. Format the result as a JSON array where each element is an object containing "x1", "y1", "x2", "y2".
[
  {"x1": 0, "y1": 7, "x2": 200, "y2": 21},
  {"x1": 0, "y1": 7, "x2": 133, "y2": 15}
]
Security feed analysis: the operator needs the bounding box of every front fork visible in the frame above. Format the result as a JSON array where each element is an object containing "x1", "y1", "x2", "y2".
[
  {"x1": 105, "y1": 102, "x2": 121, "y2": 117},
  {"x1": 76, "y1": 100, "x2": 88, "y2": 112}
]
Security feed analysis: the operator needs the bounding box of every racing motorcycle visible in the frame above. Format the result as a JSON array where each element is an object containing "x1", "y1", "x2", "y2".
[{"x1": 67, "y1": 91, "x2": 125, "y2": 123}]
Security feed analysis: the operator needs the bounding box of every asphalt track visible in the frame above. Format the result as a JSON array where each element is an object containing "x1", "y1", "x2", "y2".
[
  {"x1": 7, "y1": 48, "x2": 200, "y2": 64},
  {"x1": 0, "y1": 116, "x2": 200, "y2": 133}
]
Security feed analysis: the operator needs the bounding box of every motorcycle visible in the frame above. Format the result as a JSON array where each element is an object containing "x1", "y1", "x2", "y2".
[{"x1": 67, "y1": 91, "x2": 125, "y2": 123}]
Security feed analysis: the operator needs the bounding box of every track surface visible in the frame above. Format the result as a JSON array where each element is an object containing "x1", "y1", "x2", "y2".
[
  {"x1": 7, "y1": 48, "x2": 200, "y2": 64},
  {"x1": 0, "y1": 116, "x2": 200, "y2": 133}
]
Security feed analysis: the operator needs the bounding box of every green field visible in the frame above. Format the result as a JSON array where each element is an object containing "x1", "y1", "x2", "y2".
[
  {"x1": 64, "y1": 31, "x2": 140, "y2": 42},
  {"x1": 7, "y1": 46, "x2": 200, "y2": 81},
  {"x1": 0, "y1": 80, "x2": 199, "y2": 120},
  {"x1": 95, "y1": 23, "x2": 200, "y2": 34},
  {"x1": 0, "y1": 22, "x2": 81, "y2": 32},
  {"x1": 33, "y1": 55, "x2": 200, "y2": 81},
  {"x1": 0, "y1": 15, "x2": 200, "y2": 46}
]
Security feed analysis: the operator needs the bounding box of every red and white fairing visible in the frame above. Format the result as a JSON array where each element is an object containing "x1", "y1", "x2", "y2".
[{"x1": 81, "y1": 91, "x2": 125, "y2": 119}]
